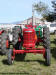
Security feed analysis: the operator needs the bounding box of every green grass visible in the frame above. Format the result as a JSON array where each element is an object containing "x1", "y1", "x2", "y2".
[{"x1": 0, "y1": 34, "x2": 56, "y2": 75}]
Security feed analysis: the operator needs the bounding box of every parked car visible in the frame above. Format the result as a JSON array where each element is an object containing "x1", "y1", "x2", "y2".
[
  {"x1": 50, "y1": 23, "x2": 56, "y2": 34},
  {"x1": 46, "y1": 22, "x2": 56, "y2": 34}
]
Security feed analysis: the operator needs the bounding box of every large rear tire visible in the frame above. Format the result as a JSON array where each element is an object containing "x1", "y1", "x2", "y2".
[
  {"x1": 1, "y1": 31, "x2": 8, "y2": 54},
  {"x1": 12, "y1": 26, "x2": 22, "y2": 45}
]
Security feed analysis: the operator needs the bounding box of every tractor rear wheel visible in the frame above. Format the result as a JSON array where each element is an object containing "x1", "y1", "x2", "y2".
[
  {"x1": 1, "y1": 31, "x2": 8, "y2": 54},
  {"x1": 12, "y1": 26, "x2": 22, "y2": 45},
  {"x1": 43, "y1": 27, "x2": 51, "y2": 66}
]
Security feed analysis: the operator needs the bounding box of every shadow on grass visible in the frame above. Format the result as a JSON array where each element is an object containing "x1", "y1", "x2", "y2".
[
  {"x1": 15, "y1": 54, "x2": 26, "y2": 61},
  {"x1": 37, "y1": 60, "x2": 47, "y2": 66},
  {"x1": 51, "y1": 39, "x2": 56, "y2": 44},
  {"x1": 54, "y1": 39, "x2": 56, "y2": 44},
  {"x1": 2, "y1": 47, "x2": 56, "y2": 66},
  {"x1": 50, "y1": 33, "x2": 54, "y2": 35},
  {"x1": 2, "y1": 48, "x2": 56, "y2": 66},
  {"x1": 2, "y1": 54, "x2": 26, "y2": 65},
  {"x1": 51, "y1": 47, "x2": 56, "y2": 59},
  {"x1": 0, "y1": 51, "x2": 5, "y2": 56},
  {"x1": 2, "y1": 54, "x2": 46, "y2": 66},
  {"x1": 15, "y1": 54, "x2": 45, "y2": 65},
  {"x1": 24, "y1": 60, "x2": 47, "y2": 66},
  {"x1": 2, "y1": 58, "x2": 47, "y2": 66},
  {"x1": 15, "y1": 52, "x2": 48, "y2": 66},
  {"x1": 2, "y1": 59, "x2": 9, "y2": 65}
]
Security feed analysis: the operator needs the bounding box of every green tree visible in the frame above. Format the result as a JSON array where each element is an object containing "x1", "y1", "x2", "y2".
[
  {"x1": 52, "y1": 0, "x2": 56, "y2": 20},
  {"x1": 42, "y1": 12, "x2": 54, "y2": 22},
  {"x1": 34, "y1": 1, "x2": 48, "y2": 15},
  {"x1": 34, "y1": 1, "x2": 55, "y2": 22}
]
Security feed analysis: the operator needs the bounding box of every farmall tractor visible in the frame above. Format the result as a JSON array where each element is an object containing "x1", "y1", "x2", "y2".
[{"x1": 7, "y1": 24, "x2": 51, "y2": 66}]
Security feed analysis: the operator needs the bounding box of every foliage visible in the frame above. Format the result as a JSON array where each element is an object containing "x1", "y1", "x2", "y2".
[
  {"x1": 42, "y1": 12, "x2": 54, "y2": 22},
  {"x1": 52, "y1": 0, "x2": 56, "y2": 20},
  {"x1": 34, "y1": 1, "x2": 48, "y2": 15},
  {"x1": 34, "y1": 1, "x2": 56, "y2": 22}
]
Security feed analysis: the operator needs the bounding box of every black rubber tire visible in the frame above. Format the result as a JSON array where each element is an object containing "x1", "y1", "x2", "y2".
[
  {"x1": 7, "y1": 49, "x2": 13, "y2": 65},
  {"x1": 43, "y1": 27, "x2": 51, "y2": 66},
  {"x1": 45, "y1": 49, "x2": 51, "y2": 66},
  {"x1": 43, "y1": 27, "x2": 50, "y2": 48},
  {"x1": 1, "y1": 31, "x2": 8, "y2": 54},
  {"x1": 12, "y1": 26, "x2": 22, "y2": 45}
]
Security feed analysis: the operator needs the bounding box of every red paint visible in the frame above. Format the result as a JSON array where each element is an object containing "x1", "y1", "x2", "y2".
[
  {"x1": 23, "y1": 28, "x2": 36, "y2": 48},
  {"x1": 0, "y1": 30, "x2": 4, "y2": 35},
  {"x1": 18, "y1": 37, "x2": 21, "y2": 42},
  {"x1": 37, "y1": 38, "x2": 43, "y2": 43},
  {"x1": 6, "y1": 40, "x2": 9, "y2": 48},
  {"x1": 11, "y1": 48, "x2": 45, "y2": 60}
]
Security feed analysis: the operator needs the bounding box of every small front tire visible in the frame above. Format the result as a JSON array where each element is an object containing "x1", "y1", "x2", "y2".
[
  {"x1": 7, "y1": 49, "x2": 13, "y2": 65},
  {"x1": 45, "y1": 49, "x2": 51, "y2": 66}
]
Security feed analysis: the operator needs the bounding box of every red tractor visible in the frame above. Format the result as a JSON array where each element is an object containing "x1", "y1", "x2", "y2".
[{"x1": 7, "y1": 25, "x2": 51, "y2": 66}]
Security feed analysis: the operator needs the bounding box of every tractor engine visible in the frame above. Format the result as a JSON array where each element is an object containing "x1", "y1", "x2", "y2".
[{"x1": 23, "y1": 28, "x2": 37, "y2": 48}]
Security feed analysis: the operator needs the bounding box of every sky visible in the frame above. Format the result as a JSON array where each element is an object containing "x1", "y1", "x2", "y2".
[{"x1": 0, "y1": 0, "x2": 52, "y2": 23}]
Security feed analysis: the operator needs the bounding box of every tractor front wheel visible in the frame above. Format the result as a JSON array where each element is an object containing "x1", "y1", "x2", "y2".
[
  {"x1": 45, "y1": 49, "x2": 51, "y2": 66},
  {"x1": 7, "y1": 49, "x2": 13, "y2": 65}
]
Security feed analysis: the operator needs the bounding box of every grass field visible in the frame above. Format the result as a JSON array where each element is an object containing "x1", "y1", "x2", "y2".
[{"x1": 0, "y1": 34, "x2": 56, "y2": 75}]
